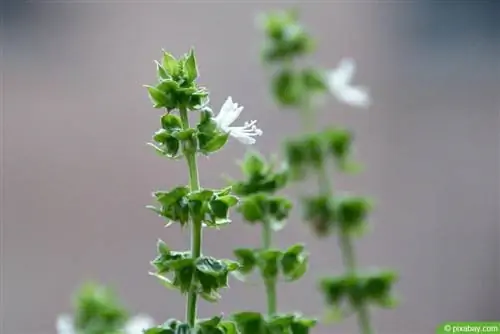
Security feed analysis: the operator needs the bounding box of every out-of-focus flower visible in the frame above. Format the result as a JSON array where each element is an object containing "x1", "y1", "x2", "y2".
[
  {"x1": 327, "y1": 58, "x2": 371, "y2": 108},
  {"x1": 55, "y1": 314, "x2": 155, "y2": 334},
  {"x1": 213, "y1": 96, "x2": 263, "y2": 145}
]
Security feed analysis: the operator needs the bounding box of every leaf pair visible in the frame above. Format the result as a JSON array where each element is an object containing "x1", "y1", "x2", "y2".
[
  {"x1": 320, "y1": 270, "x2": 398, "y2": 310},
  {"x1": 151, "y1": 240, "x2": 240, "y2": 302},
  {"x1": 232, "y1": 312, "x2": 316, "y2": 334},
  {"x1": 233, "y1": 244, "x2": 308, "y2": 282},
  {"x1": 148, "y1": 186, "x2": 238, "y2": 228}
]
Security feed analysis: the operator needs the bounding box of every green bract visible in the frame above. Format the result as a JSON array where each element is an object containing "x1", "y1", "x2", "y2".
[
  {"x1": 320, "y1": 270, "x2": 398, "y2": 309},
  {"x1": 233, "y1": 243, "x2": 308, "y2": 282},
  {"x1": 147, "y1": 186, "x2": 238, "y2": 228},
  {"x1": 145, "y1": 316, "x2": 239, "y2": 334},
  {"x1": 232, "y1": 312, "x2": 316, "y2": 334},
  {"x1": 72, "y1": 283, "x2": 129, "y2": 334}
]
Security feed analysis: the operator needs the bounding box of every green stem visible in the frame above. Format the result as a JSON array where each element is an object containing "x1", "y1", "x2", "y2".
[
  {"x1": 302, "y1": 100, "x2": 373, "y2": 334},
  {"x1": 180, "y1": 107, "x2": 202, "y2": 327},
  {"x1": 262, "y1": 218, "x2": 277, "y2": 315}
]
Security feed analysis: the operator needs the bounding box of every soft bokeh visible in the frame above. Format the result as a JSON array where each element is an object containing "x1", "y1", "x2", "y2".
[{"x1": 2, "y1": 2, "x2": 499, "y2": 334}]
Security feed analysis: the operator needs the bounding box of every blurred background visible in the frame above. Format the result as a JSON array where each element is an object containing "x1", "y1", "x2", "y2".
[{"x1": 2, "y1": 1, "x2": 499, "y2": 334}]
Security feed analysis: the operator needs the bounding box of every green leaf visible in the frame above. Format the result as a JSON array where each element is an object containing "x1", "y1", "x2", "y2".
[
  {"x1": 304, "y1": 134, "x2": 324, "y2": 169},
  {"x1": 363, "y1": 270, "x2": 398, "y2": 307},
  {"x1": 216, "y1": 186, "x2": 233, "y2": 197},
  {"x1": 147, "y1": 142, "x2": 167, "y2": 156},
  {"x1": 231, "y1": 312, "x2": 265, "y2": 334},
  {"x1": 268, "y1": 196, "x2": 292, "y2": 222},
  {"x1": 151, "y1": 186, "x2": 190, "y2": 226},
  {"x1": 173, "y1": 128, "x2": 196, "y2": 141},
  {"x1": 157, "y1": 239, "x2": 170, "y2": 255},
  {"x1": 162, "y1": 50, "x2": 179, "y2": 76},
  {"x1": 218, "y1": 321, "x2": 239, "y2": 334},
  {"x1": 301, "y1": 195, "x2": 335, "y2": 237},
  {"x1": 188, "y1": 189, "x2": 215, "y2": 202},
  {"x1": 272, "y1": 69, "x2": 302, "y2": 106},
  {"x1": 153, "y1": 128, "x2": 170, "y2": 143},
  {"x1": 258, "y1": 249, "x2": 281, "y2": 280},
  {"x1": 185, "y1": 48, "x2": 199, "y2": 82},
  {"x1": 195, "y1": 257, "x2": 227, "y2": 276},
  {"x1": 241, "y1": 151, "x2": 266, "y2": 177},
  {"x1": 72, "y1": 282, "x2": 129, "y2": 334},
  {"x1": 209, "y1": 199, "x2": 229, "y2": 219},
  {"x1": 174, "y1": 323, "x2": 192, "y2": 334},
  {"x1": 201, "y1": 133, "x2": 230, "y2": 154},
  {"x1": 266, "y1": 314, "x2": 294, "y2": 331},
  {"x1": 237, "y1": 196, "x2": 264, "y2": 223},
  {"x1": 335, "y1": 196, "x2": 373, "y2": 233},
  {"x1": 290, "y1": 316, "x2": 317, "y2": 334},
  {"x1": 144, "y1": 327, "x2": 174, "y2": 334},
  {"x1": 145, "y1": 85, "x2": 169, "y2": 108},
  {"x1": 281, "y1": 244, "x2": 308, "y2": 281},
  {"x1": 301, "y1": 68, "x2": 327, "y2": 93},
  {"x1": 319, "y1": 277, "x2": 346, "y2": 306},
  {"x1": 149, "y1": 272, "x2": 176, "y2": 290},
  {"x1": 155, "y1": 60, "x2": 170, "y2": 80},
  {"x1": 233, "y1": 248, "x2": 257, "y2": 275},
  {"x1": 154, "y1": 186, "x2": 190, "y2": 206},
  {"x1": 161, "y1": 114, "x2": 183, "y2": 132}
]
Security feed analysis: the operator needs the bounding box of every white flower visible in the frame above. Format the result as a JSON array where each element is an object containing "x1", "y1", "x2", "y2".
[
  {"x1": 327, "y1": 58, "x2": 371, "y2": 109},
  {"x1": 56, "y1": 314, "x2": 76, "y2": 334},
  {"x1": 56, "y1": 314, "x2": 155, "y2": 334},
  {"x1": 213, "y1": 96, "x2": 263, "y2": 145},
  {"x1": 124, "y1": 315, "x2": 156, "y2": 334}
]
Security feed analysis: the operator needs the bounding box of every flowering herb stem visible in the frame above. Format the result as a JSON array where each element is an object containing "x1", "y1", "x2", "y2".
[
  {"x1": 262, "y1": 218, "x2": 277, "y2": 315},
  {"x1": 180, "y1": 107, "x2": 202, "y2": 327},
  {"x1": 304, "y1": 102, "x2": 373, "y2": 334}
]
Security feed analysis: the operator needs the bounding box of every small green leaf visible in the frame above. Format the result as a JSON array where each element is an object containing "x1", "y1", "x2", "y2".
[
  {"x1": 268, "y1": 196, "x2": 292, "y2": 222},
  {"x1": 185, "y1": 48, "x2": 199, "y2": 82},
  {"x1": 233, "y1": 248, "x2": 257, "y2": 275},
  {"x1": 147, "y1": 142, "x2": 167, "y2": 156},
  {"x1": 231, "y1": 312, "x2": 265, "y2": 334},
  {"x1": 335, "y1": 196, "x2": 373, "y2": 233},
  {"x1": 149, "y1": 272, "x2": 176, "y2": 290},
  {"x1": 153, "y1": 128, "x2": 170, "y2": 143},
  {"x1": 201, "y1": 133, "x2": 230, "y2": 154},
  {"x1": 302, "y1": 68, "x2": 327, "y2": 93},
  {"x1": 155, "y1": 60, "x2": 169, "y2": 80},
  {"x1": 281, "y1": 244, "x2": 308, "y2": 281},
  {"x1": 157, "y1": 239, "x2": 170, "y2": 255},
  {"x1": 154, "y1": 186, "x2": 190, "y2": 205},
  {"x1": 258, "y1": 249, "x2": 281, "y2": 280},
  {"x1": 272, "y1": 69, "x2": 302, "y2": 106},
  {"x1": 145, "y1": 85, "x2": 168, "y2": 108},
  {"x1": 172, "y1": 128, "x2": 195, "y2": 141},
  {"x1": 237, "y1": 196, "x2": 264, "y2": 223},
  {"x1": 241, "y1": 151, "x2": 266, "y2": 177},
  {"x1": 209, "y1": 199, "x2": 229, "y2": 219},
  {"x1": 162, "y1": 50, "x2": 178, "y2": 76},
  {"x1": 161, "y1": 114, "x2": 183, "y2": 132},
  {"x1": 174, "y1": 323, "x2": 191, "y2": 334},
  {"x1": 290, "y1": 316, "x2": 317, "y2": 334}
]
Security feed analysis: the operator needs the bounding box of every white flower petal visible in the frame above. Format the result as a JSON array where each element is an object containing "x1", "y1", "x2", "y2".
[
  {"x1": 125, "y1": 315, "x2": 156, "y2": 334},
  {"x1": 328, "y1": 57, "x2": 371, "y2": 109},
  {"x1": 330, "y1": 58, "x2": 356, "y2": 87},
  {"x1": 214, "y1": 96, "x2": 242, "y2": 128},
  {"x1": 213, "y1": 98, "x2": 262, "y2": 145},
  {"x1": 331, "y1": 85, "x2": 370, "y2": 109},
  {"x1": 56, "y1": 314, "x2": 76, "y2": 334}
]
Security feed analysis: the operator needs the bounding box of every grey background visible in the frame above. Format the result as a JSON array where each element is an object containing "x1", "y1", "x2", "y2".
[{"x1": 2, "y1": 1, "x2": 499, "y2": 334}]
